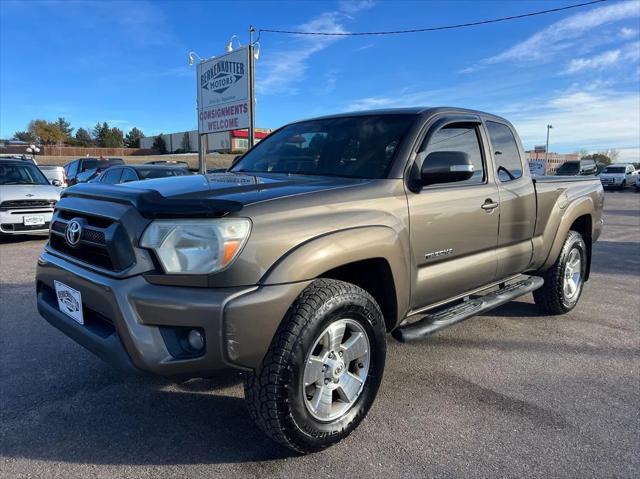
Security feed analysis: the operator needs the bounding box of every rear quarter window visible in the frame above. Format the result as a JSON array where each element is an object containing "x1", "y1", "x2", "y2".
[{"x1": 486, "y1": 121, "x2": 523, "y2": 182}]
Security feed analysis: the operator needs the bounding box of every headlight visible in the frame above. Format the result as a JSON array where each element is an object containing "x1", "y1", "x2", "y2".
[{"x1": 140, "y1": 218, "x2": 251, "y2": 274}]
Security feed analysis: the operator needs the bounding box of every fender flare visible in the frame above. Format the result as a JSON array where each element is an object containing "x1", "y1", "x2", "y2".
[
  {"x1": 541, "y1": 196, "x2": 594, "y2": 272},
  {"x1": 260, "y1": 225, "x2": 411, "y2": 325}
]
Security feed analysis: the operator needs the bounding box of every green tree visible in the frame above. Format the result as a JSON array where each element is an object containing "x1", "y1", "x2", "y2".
[
  {"x1": 56, "y1": 117, "x2": 73, "y2": 139},
  {"x1": 153, "y1": 134, "x2": 167, "y2": 154},
  {"x1": 125, "y1": 127, "x2": 144, "y2": 148},
  {"x1": 74, "y1": 128, "x2": 93, "y2": 146},
  {"x1": 92, "y1": 122, "x2": 109, "y2": 146},
  {"x1": 103, "y1": 127, "x2": 124, "y2": 148},
  {"x1": 180, "y1": 132, "x2": 191, "y2": 152},
  {"x1": 13, "y1": 130, "x2": 36, "y2": 142}
]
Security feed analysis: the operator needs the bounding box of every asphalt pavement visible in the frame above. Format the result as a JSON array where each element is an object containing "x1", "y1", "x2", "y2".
[{"x1": 1, "y1": 190, "x2": 638, "y2": 478}]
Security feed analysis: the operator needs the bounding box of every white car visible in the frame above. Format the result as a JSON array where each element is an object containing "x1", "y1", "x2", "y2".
[
  {"x1": 38, "y1": 165, "x2": 67, "y2": 188},
  {"x1": 636, "y1": 173, "x2": 640, "y2": 192},
  {"x1": 0, "y1": 158, "x2": 60, "y2": 236},
  {"x1": 599, "y1": 164, "x2": 637, "y2": 190}
]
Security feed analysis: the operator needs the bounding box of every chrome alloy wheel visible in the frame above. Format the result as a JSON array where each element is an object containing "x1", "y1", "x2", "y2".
[
  {"x1": 302, "y1": 318, "x2": 371, "y2": 422},
  {"x1": 563, "y1": 247, "x2": 582, "y2": 300}
]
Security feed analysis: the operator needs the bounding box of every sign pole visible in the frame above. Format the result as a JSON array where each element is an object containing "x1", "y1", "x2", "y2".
[
  {"x1": 196, "y1": 61, "x2": 207, "y2": 174},
  {"x1": 199, "y1": 134, "x2": 207, "y2": 174},
  {"x1": 248, "y1": 26, "x2": 256, "y2": 148}
]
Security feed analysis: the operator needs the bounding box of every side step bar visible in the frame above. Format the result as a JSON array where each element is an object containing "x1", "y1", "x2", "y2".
[{"x1": 392, "y1": 276, "x2": 544, "y2": 342}]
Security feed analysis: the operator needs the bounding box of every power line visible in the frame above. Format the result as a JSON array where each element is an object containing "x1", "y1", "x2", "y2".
[{"x1": 258, "y1": 0, "x2": 607, "y2": 36}]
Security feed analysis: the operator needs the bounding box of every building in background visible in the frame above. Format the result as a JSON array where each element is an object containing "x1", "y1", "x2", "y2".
[
  {"x1": 525, "y1": 150, "x2": 580, "y2": 175},
  {"x1": 139, "y1": 128, "x2": 271, "y2": 154}
]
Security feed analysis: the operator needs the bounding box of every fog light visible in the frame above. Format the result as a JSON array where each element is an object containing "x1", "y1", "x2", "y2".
[{"x1": 187, "y1": 329, "x2": 205, "y2": 351}]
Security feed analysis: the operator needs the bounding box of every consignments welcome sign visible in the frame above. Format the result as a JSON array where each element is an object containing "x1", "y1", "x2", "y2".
[{"x1": 197, "y1": 47, "x2": 250, "y2": 134}]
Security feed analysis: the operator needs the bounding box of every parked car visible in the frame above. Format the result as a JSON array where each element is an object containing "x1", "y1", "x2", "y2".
[
  {"x1": 144, "y1": 160, "x2": 190, "y2": 168},
  {"x1": 95, "y1": 164, "x2": 192, "y2": 184},
  {"x1": 37, "y1": 107, "x2": 604, "y2": 453},
  {"x1": 0, "y1": 154, "x2": 38, "y2": 165},
  {"x1": 556, "y1": 158, "x2": 598, "y2": 176},
  {"x1": 599, "y1": 164, "x2": 637, "y2": 189},
  {"x1": 64, "y1": 157, "x2": 125, "y2": 186},
  {"x1": 0, "y1": 158, "x2": 60, "y2": 236},
  {"x1": 38, "y1": 165, "x2": 67, "y2": 187}
]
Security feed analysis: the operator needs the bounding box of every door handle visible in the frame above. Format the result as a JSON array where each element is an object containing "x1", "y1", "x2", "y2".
[{"x1": 481, "y1": 199, "x2": 499, "y2": 211}]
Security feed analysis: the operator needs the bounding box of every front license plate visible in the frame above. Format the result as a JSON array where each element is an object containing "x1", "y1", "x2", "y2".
[
  {"x1": 23, "y1": 215, "x2": 45, "y2": 226},
  {"x1": 54, "y1": 280, "x2": 84, "y2": 325}
]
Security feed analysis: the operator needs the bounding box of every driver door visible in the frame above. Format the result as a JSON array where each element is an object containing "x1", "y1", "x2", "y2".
[{"x1": 407, "y1": 117, "x2": 499, "y2": 309}]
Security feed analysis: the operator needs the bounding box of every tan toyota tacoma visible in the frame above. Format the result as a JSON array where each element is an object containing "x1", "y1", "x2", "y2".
[{"x1": 36, "y1": 108, "x2": 604, "y2": 453}]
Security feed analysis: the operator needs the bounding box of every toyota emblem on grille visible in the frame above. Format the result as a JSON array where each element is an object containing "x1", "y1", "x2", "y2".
[{"x1": 65, "y1": 220, "x2": 82, "y2": 247}]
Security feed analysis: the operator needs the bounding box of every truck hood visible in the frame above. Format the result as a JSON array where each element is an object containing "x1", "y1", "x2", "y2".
[
  {"x1": 0, "y1": 184, "x2": 61, "y2": 202},
  {"x1": 62, "y1": 172, "x2": 369, "y2": 218}
]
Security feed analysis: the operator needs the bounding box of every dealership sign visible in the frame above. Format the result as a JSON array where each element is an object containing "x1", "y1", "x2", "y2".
[{"x1": 197, "y1": 47, "x2": 250, "y2": 134}]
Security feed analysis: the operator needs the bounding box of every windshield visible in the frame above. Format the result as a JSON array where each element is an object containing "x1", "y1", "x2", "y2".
[
  {"x1": 81, "y1": 158, "x2": 124, "y2": 171},
  {"x1": 0, "y1": 163, "x2": 50, "y2": 185},
  {"x1": 138, "y1": 168, "x2": 191, "y2": 179},
  {"x1": 230, "y1": 115, "x2": 416, "y2": 179},
  {"x1": 603, "y1": 166, "x2": 626, "y2": 174},
  {"x1": 556, "y1": 162, "x2": 579, "y2": 174}
]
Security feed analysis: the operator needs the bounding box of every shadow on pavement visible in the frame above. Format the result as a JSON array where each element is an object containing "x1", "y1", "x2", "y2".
[
  {"x1": 0, "y1": 234, "x2": 47, "y2": 244},
  {"x1": 1, "y1": 371, "x2": 296, "y2": 465}
]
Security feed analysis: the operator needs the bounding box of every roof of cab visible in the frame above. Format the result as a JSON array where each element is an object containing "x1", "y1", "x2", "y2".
[{"x1": 302, "y1": 106, "x2": 511, "y2": 124}]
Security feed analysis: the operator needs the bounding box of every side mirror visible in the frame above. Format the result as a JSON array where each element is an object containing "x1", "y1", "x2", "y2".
[
  {"x1": 420, "y1": 151, "x2": 474, "y2": 186},
  {"x1": 51, "y1": 179, "x2": 62, "y2": 187}
]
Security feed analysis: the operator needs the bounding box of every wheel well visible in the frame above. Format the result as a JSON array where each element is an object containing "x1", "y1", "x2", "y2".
[
  {"x1": 320, "y1": 258, "x2": 397, "y2": 332},
  {"x1": 569, "y1": 214, "x2": 592, "y2": 280}
]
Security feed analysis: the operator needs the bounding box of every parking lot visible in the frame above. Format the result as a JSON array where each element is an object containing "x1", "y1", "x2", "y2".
[{"x1": 1, "y1": 190, "x2": 638, "y2": 478}]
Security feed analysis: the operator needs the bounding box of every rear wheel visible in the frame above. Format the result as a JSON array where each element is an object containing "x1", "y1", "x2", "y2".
[
  {"x1": 534, "y1": 230, "x2": 586, "y2": 315},
  {"x1": 244, "y1": 279, "x2": 386, "y2": 453}
]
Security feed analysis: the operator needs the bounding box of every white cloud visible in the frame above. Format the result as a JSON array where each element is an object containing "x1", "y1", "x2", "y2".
[
  {"x1": 463, "y1": 0, "x2": 640, "y2": 70},
  {"x1": 256, "y1": 1, "x2": 374, "y2": 95},
  {"x1": 339, "y1": 0, "x2": 375, "y2": 15},
  {"x1": 616, "y1": 147, "x2": 640, "y2": 162},
  {"x1": 256, "y1": 13, "x2": 346, "y2": 94},
  {"x1": 346, "y1": 83, "x2": 640, "y2": 153},
  {"x1": 565, "y1": 41, "x2": 640, "y2": 74},
  {"x1": 510, "y1": 88, "x2": 640, "y2": 152},
  {"x1": 565, "y1": 49, "x2": 622, "y2": 74},
  {"x1": 619, "y1": 27, "x2": 639, "y2": 39}
]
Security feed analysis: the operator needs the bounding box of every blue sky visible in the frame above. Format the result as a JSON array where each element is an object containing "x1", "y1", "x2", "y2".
[{"x1": 1, "y1": 0, "x2": 639, "y2": 159}]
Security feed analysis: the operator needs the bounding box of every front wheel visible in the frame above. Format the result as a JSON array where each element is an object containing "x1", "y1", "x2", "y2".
[
  {"x1": 534, "y1": 230, "x2": 587, "y2": 315},
  {"x1": 244, "y1": 279, "x2": 386, "y2": 453}
]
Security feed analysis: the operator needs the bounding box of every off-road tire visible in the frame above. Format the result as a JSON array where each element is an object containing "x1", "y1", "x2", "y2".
[
  {"x1": 534, "y1": 230, "x2": 586, "y2": 315},
  {"x1": 244, "y1": 278, "x2": 386, "y2": 453}
]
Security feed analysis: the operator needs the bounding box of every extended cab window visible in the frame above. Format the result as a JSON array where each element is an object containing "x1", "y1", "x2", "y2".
[
  {"x1": 418, "y1": 123, "x2": 485, "y2": 185},
  {"x1": 486, "y1": 121, "x2": 523, "y2": 182}
]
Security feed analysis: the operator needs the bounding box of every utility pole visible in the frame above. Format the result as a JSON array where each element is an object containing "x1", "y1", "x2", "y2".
[
  {"x1": 248, "y1": 26, "x2": 256, "y2": 148},
  {"x1": 545, "y1": 124, "x2": 553, "y2": 163}
]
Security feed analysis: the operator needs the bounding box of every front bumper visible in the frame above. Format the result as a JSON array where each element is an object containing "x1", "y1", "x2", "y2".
[
  {"x1": 600, "y1": 177, "x2": 623, "y2": 188},
  {"x1": 0, "y1": 210, "x2": 53, "y2": 235},
  {"x1": 36, "y1": 250, "x2": 310, "y2": 378}
]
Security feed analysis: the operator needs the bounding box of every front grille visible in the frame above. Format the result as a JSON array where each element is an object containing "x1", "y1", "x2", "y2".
[
  {"x1": 50, "y1": 235, "x2": 114, "y2": 269},
  {"x1": 1, "y1": 222, "x2": 50, "y2": 232},
  {"x1": 0, "y1": 199, "x2": 56, "y2": 210},
  {"x1": 48, "y1": 210, "x2": 134, "y2": 272}
]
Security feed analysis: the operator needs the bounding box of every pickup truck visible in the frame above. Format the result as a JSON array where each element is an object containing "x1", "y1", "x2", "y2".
[{"x1": 36, "y1": 107, "x2": 604, "y2": 453}]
